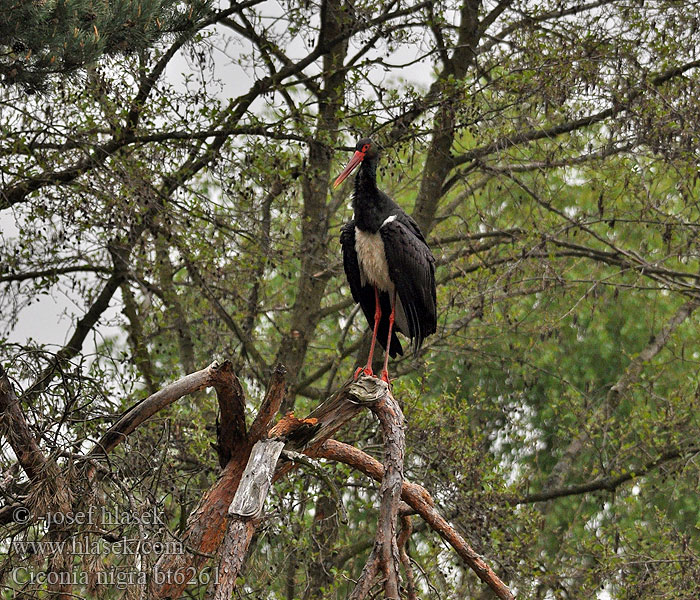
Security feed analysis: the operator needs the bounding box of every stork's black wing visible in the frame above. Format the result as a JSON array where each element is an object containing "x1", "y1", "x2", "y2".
[
  {"x1": 340, "y1": 221, "x2": 403, "y2": 357},
  {"x1": 380, "y1": 219, "x2": 437, "y2": 354},
  {"x1": 388, "y1": 203, "x2": 429, "y2": 246},
  {"x1": 340, "y1": 221, "x2": 363, "y2": 303}
]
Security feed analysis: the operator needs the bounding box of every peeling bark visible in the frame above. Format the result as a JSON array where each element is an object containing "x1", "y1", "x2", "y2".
[{"x1": 152, "y1": 365, "x2": 287, "y2": 599}]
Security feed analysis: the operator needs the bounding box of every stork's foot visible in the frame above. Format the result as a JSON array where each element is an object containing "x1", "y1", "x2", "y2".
[
  {"x1": 354, "y1": 366, "x2": 374, "y2": 380},
  {"x1": 379, "y1": 369, "x2": 391, "y2": 384}
]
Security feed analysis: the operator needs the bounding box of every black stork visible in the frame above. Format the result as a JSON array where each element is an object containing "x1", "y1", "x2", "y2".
[{"x1": 334, "y1": 138, "x2": 437, "y2": 382}]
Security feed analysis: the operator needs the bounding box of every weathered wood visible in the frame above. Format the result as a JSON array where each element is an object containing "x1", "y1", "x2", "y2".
[
  {"x1": 278, "y1": 375, "x2": 389, "y2": 450},
  {"x1": 152, "y1": 364, "x2": 286, "y2": 599},
  {"x1": 228, "y1": 439, "x2": 285, "y2": 518},
  {"x1": 270, "y1": 377, "x2": 386, "y2": 488},
  {"x1": 315, "y1": 439, "x2": 516, "y2": 600},
  {"x1": 268, "y1": 414, "x2": 319, "y2": 439},
  {"x1": 143, "y1": 368, "x2": 513, "y2": 600},
  {"x1": 90, "y1": 361, "x2": 225, "y2": 457},
  {"x1": 349, "y1": 384, "x2": 404, "y2": 600},
  {"x1": 231, "y1": 377, "x2": 387, "y2": 525},
  {"x1": 372, "y1": 393, "x2": 404, "y2": 599},
  {"x1": 225, "y1": 375, "x2": 402, "y2": 600},
  {"x1": 264, "y1": 376, "x2": 404, "y2": 600}
]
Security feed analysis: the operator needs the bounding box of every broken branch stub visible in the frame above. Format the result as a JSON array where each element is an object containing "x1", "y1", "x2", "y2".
[
  {"x1": 224, "y1": 376, "x2": 406, "y2": 600},
  {"x1": 230, "y1": 377, "x2": 391, "y2": 519},
  {"x1": 273, "y1": 375, "x2": 390, "y2": 451}
]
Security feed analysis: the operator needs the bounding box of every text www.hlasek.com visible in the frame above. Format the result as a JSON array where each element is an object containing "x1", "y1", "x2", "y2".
[{"x1": 12, "y1": 537, "x2": 182, "y2": 556}]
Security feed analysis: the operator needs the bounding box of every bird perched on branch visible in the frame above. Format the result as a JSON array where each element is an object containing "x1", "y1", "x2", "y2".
[{"x1": 334, "y1": 138, "x2": 437, "y2": 382}]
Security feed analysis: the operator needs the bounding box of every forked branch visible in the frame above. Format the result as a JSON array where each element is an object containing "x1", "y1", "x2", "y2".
[
  {"x1": 315, "y1": 439, "x2": 515, "y2": 600},
  {"x1": 345, "y1": 379, "x2": 404, "y2": 599}
]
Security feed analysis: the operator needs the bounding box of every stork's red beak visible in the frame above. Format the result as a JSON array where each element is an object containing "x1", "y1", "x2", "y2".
[{"x1": 333, "y1": 150, "x2": 365, "y2": 188}]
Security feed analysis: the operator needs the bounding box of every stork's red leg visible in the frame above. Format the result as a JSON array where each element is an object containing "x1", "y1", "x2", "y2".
[
  {"x1": 380, "y1": 289, "x2": 397, "y2": 383},
  {"x1": 355, "y1": 286, "x2": 381, "y2": 379}
]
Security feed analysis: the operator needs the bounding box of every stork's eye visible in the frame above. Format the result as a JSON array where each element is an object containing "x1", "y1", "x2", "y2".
[{"x1": 362, "y1": 144, "x2": 370, "y2": 152}]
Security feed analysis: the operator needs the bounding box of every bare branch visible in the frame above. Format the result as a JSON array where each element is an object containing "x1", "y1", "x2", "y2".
[
  {"x1": 89, "y1": 361, "x2": 227, "y2": 457},
  {"x1": 248, "y1": 363, "x2": 287, "y2": 442},
  {"x1": 0, "y1": 264, "x2": 111, "y2": 283},
  {"x1": 315, "y1": 439, "x2": 515, "y2": 600}
]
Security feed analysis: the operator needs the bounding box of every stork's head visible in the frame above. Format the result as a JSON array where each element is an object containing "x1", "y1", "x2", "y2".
[{"x1": 333, "y1": 138, "x2": 378, "y2": 188}]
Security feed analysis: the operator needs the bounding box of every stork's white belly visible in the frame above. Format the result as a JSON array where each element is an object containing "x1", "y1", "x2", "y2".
[{"x1": 355, "y1": 229, "x2": 394, "y2": 292}]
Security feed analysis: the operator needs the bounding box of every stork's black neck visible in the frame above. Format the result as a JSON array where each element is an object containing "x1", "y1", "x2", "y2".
[{"x1": 353, "y1": 156, "x2": 395, "y2": 233}]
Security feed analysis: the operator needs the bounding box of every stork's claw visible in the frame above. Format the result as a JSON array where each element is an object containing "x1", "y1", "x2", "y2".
[{"x1": 354, "y1": 366, "x2": 374, "y2": 380}]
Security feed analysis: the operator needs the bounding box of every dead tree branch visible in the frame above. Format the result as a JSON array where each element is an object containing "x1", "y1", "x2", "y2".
[
  {"x1": 315, "y1": 439, "x2": 515, "y2": 600},
  {"x1": 89, "y1": 360, "x2": 235, "y2": 458},
  {"x1": 220, "y1": 376, "x2": 407, "y2": 599},
  {"x1": 348, "y1": 380, "x2": 404, "y2": 599},
  {"x1": 152, "y1": 365, "x2": 287, "y2": 599},
  {"x1": 3, "y1": 352, "x2": 513, "y2": 600}
]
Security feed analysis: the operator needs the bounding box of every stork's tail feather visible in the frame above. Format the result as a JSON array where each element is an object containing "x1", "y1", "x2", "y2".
[{"x1": 375, "y1": 321, "x2": 403, "y2": 357}]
